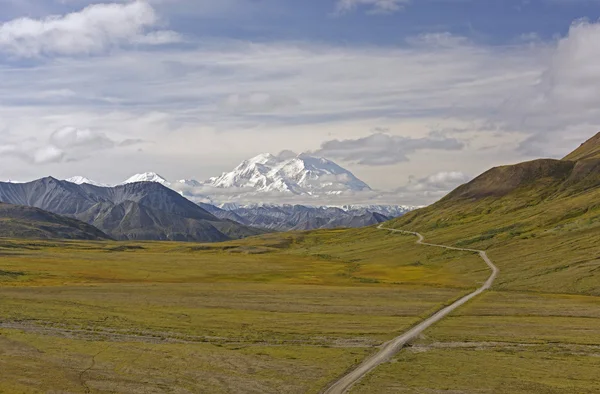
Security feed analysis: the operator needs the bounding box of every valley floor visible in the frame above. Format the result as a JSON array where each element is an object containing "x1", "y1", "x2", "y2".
[{"x1": 0, "y1": 226, "x2": 598, "y2": 393}]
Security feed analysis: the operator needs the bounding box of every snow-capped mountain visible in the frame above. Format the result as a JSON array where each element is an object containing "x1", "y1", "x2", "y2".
[
  {"x1": 205, "y1": 153, "x2": 371, "y2": 195},
  {"x1": 65, "y1": 176, "x2": 109, "y2": 187},
  {"x1": 175, "y1": 179, "x2": 202, "y2": 187},
  {"x1": 120, "y1": 172, "x2": 170, "y2": 186},
  {"x1": 58, "y1": 154, "x2": 416, "y2": 211}
]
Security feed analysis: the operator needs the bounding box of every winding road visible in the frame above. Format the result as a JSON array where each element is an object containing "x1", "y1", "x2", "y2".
[{"x1": 322, "y1": 225, "x2": 499, "y2": 394}]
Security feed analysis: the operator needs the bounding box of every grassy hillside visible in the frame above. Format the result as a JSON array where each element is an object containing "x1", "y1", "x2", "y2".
[
  {"x1": 351, "y1": 133, "x2": 600, "y2": 393},
  {"x1": 387, "y1": 132, "x2": 600, "y2": 295},
  {"x1": 0, "y1": 203, "x2": 110, "y2": 240}
]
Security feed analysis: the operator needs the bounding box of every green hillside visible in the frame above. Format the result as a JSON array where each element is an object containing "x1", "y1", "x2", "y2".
[{"x1": 389, "y1": 133, "x2": 600, "y2": 295}]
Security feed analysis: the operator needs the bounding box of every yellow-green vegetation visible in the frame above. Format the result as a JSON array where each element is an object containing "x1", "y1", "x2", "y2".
[
  {"x1": 351, "y1": 290, "x2": 600, "y2": 394},
  {"x1": 0, "y1": 227, "x2": 487, "y2": 393},
  {"x1": 353, "y1": 138, "x2": 600, "y2": 393}
]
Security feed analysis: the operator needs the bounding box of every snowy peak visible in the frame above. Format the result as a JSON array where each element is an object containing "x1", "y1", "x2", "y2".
[
  {"x1": 176, "y1": 179, "x2": 202, "y2": 187},
  {"x1": 205, "y1": 152, "x2": 371, "y2": 196},
  {"x1": 65, "y1": 176, "x2": 109, "y2": 187},
  {"x1": 121, "y1": 172, "x2": 170, "y2": 186}
]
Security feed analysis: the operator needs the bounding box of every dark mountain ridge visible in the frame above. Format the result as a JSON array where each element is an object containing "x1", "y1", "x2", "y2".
[
  {"x1": 443, "y1": 132, "x2": 600, "y2": 203},
  {"x1": 200, "y1": 203, "x2": 397, "y2": 231},
  {"x1": 0, "y1": 178, "x2": 261, "y2": 242}
]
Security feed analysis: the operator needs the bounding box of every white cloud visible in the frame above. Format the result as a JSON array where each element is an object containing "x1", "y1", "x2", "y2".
[
  {"x1": 403, "y1": 171, "x2": 471, "y2": 192},
  {"x1": 499, "y1": 20, "x2": 600, "y2": 156},
  {"x1": 335, "y1": 0, "x2": 410, "y2": 14},
  {"x1": 132, "y1": 30, "x2": 182, "y2": 45},
  {"x1": 33, "y1": 145, "x2": 65, "y2": 164},
  {"x1": 50, "y1": 126, "x2": 115, "y2": 149},
  {"x1": 0, "y1": 126, "x2": 145, "y2": 168},
  {"x1": 0, "y1": 1, "x2": 177, "y2": 57}
]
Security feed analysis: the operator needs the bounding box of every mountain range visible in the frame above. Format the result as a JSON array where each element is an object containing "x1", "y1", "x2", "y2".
[
  {"x1": 64, "y1": 152, "x2": 377, "y2": 200},
  {"x1": 0, "y1": 178, "x2": 262, "y2": 242},
  {"x1": 58, "y1": 152, "x2": 416, "y2": 231},
  {"x1": 199, "y1": 203, "x2": 403, "y2": 231}
]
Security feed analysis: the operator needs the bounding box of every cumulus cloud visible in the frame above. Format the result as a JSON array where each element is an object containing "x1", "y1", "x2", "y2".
[
  {"x1": 50, "y1": 126, "x2": 116, "y2": 150},
  {"x1": 33, "y1": 146, "x2": 65, "y2": 164},
  {"x1": 0, "y1": 127, "x2": 146, "y2": 166},
  {"x1": 335, "y1": 0, "x2": 410, "y2": 14},
  {"x1": 0, "y1": 1, "x2": 180, "y2": 57},
  {"x1": 505, "y1": 20, "x2": 600, "y2": 156},
  {"x1": 0, "y1": 143, "x2": 64, "y2": 164},
  {"x1": 403, "y1": 171, "x2": 470, "y2": 192},
  {"x1": 313, "y1": 132, "x2": 465, "y2": 165}
]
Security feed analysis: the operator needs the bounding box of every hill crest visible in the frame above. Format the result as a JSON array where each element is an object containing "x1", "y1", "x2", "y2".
[{"x1": 563, "y1": 132, "x2": 600, "y2": 161}]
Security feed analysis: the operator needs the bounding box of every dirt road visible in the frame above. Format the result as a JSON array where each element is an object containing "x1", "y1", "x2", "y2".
[{"x1": 322, "y1": 225, "x2": 499, "y2": 394}]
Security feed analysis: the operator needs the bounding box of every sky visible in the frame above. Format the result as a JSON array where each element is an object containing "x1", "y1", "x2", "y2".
[{"x1": 0, "y1": 0, "x2": 599, "y2": 205}]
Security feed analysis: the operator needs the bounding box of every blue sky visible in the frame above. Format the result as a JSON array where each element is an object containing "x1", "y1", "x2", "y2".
[
  {"x1": 0, "y1": 0, "x2": 599, "y2": 204},
  {"x1": 6, "y1": 0, "x2": 593, "y2": 45}
]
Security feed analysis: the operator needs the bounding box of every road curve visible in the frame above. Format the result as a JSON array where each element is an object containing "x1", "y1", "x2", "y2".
[{"x1": 322, "y1": 225, "x2": 499, "y2": 394}]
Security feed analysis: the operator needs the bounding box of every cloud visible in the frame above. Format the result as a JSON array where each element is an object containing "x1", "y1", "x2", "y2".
[
  {"x1": 220, "y1": 93, "x2": 300, "y2": 113},
  {"x1": 377, "y1": 171, "x2": 472, "y2": 203},
  {"x1": 406, "y1": 33, "x2": 471, "y2": 48},
  {"x1": 0, "y1": 126, "x2": 147, "y2": 167},
  {"x1": 50, "y1": 126, "x2": 115, "y2": 150},
  {"x1": 277, "y1": 150, "x2": 298, "y2": 160},
  {"x1": 0, "y1": 143, "x2": 64, "y2": 164},
  {"x1": 313, "y1": 132, "x2": 465, "y2": 165},
  {"x1": 335, "y1": 0, "x2": 410, "y2": 14},
  {"x1": 132, "y1": 30, "x2": 182, "y2": 45},
  {"x1": 119, "y1": 138, "x2": 147, "y2": 147},
  {"x1": 402, "y1": 171, "x2": 470, "y2": 192},
  {"x1": 33, "y1": 145, "x2": 65, "y2": 164},
  {"x1": 0, "y1": 1, "x2": 179, "y2": 57},
  {"x1": 499, "y1": 20, "x2": 600, "y2": 157}
]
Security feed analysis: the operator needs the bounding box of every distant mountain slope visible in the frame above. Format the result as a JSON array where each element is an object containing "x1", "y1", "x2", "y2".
[
  {"x1": 201, "y1": 203, "x2": 401, "y2": 231},
  {"x1": 0, "y1": 203, "x2": 110, "y2": 240},
  {"x1": 402, "y1": 141, "x2": 600, "y2": 228},
  {"x1": 0, "y1": 178, "x2": 262, "y2": 242},
  {"x1": 442, "y1": 159, "x2": 576, "y2": 201}
]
